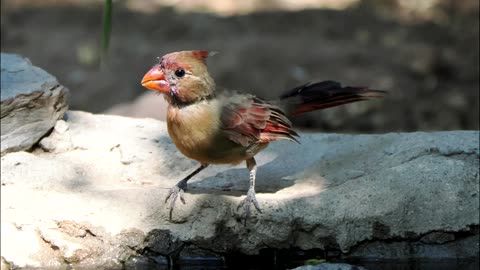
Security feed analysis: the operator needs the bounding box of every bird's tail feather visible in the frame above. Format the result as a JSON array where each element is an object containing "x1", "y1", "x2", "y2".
[{"x1": 279, "y1": 81, "x2": 386, "y2": 116}]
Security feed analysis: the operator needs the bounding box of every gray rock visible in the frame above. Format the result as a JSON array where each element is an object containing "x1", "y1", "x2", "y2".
[
  {"x1": 0, "y1": 111, "x2": 478, "y2": 269},
  {"x1": 1, "y1": 53, "x2": 69, "y2": 156},
  {"x1": 420, "y1": 232, "x2": 456, "y2": 244}
]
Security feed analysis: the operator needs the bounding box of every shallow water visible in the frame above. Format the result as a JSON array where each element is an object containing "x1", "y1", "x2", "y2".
[
  {"x1": 131, "y1": 256, "x2": 480, "y2": 270},
  {"x1": 173, "y1": 256, "x2": 480, "y2": 270},
  {"x1": 14, "y1": 258, "x2": 480, "y2": 270}
]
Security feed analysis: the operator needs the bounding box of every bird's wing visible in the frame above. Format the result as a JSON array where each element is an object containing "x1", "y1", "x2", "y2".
[{"x1": 220, "y1": 94, "x2": 299, "y2": 147}]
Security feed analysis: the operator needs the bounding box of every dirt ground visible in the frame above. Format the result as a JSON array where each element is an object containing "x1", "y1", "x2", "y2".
[{"x1": 1, "y1": 0, "x2": 479, "y2": 132}]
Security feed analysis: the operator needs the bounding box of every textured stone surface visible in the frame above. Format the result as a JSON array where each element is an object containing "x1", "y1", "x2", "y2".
[
  {"x1": 1, "y1": 111, "x2": 478, "y2": 268},
  {"x1": 0, "y1": 53, "x2": 69, "y2": 156}
]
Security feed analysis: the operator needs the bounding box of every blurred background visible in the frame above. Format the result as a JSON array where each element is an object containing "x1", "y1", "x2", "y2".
[{"x1": 1, "y1": 0, "x2": 478, "y2": 133}]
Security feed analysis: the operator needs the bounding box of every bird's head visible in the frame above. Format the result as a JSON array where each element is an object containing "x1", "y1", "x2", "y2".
[{"x1": 141, "y1": 50, "x2": 216, "y2": 105}]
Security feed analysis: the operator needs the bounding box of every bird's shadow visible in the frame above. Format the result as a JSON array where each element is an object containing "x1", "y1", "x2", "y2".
[
  {"x1": 177, "y1": 139, "x2": 324, "y2": 196},
  {"x1": 174, "y1": 133, "x2": 397, "y2": 197},
  {"x1": 187, "y1": 157, "x2": 297, "y2": 196}
]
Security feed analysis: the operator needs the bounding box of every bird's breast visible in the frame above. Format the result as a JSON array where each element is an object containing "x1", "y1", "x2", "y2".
[{"x1": 166, "y1": 100, "x2": 248, "y2": 164}]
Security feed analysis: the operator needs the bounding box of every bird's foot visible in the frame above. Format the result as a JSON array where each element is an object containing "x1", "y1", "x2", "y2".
[
  {"x1": 165, "y1": 179, "x2": 188, "y2": 220},
  {"x1": 237, "y1": 188, "x2": 262, "y2": 225}
]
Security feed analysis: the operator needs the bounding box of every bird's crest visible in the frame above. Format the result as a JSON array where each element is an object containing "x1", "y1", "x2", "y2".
[
  {"x1": 160, "y1": 50, "x2": 218, "y2": 70},
  {"x1": 191, "y1": 50, "x2": 218, "y2": 63}
]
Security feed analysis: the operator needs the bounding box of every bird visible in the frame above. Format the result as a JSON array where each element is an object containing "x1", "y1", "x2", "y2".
[{"x1": 141, "y1": 50, "x2": 385, "y2": 223}]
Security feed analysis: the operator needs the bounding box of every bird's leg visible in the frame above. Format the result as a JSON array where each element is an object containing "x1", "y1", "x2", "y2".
[
  {"x1": 237, "y1": 157, "x2": 262, "y2": 224},
  {"x1": 165, "y1": 163, "x2": 208, "y2": 220}
]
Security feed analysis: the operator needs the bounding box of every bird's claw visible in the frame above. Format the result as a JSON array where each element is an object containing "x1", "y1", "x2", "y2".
[
  {"x1": 165, "y1": 180, "x2": 187, "y2": 220},
  {"x1": 237, "y1": 188, "x2": 262, "y2": 225}
]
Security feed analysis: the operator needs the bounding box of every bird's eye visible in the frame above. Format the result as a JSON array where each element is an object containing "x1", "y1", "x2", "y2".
[{"x1": 175, "y1": 69, "x2": 186, "y2": 78}]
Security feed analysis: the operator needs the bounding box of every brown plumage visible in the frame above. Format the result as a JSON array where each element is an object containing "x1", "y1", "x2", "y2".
[{"x1": 141, "y1": 50, "x2": 385, "y2": 223}]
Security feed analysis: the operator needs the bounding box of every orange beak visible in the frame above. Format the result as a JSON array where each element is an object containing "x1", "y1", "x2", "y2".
[{"x1": 141, "y1": 64, "x2": 170, "y2": 93}]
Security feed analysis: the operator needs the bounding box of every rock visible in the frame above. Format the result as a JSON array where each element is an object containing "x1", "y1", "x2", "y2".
[
  {"x1": 145, "y1": 229, "x2": 184, "y2": 257},
  {"x1": 38, "y1": 119, "x2": 74, "y2": 153},
  {"x1": 0, "y1": 111, "x2": 478, "y2": 268},
  {"x1": 0, "y1": 222, "x2": 64, "y2": 268},
  {"x1": 0, "y1": 53, "x2": 69, "y2": 156},
  {"x1": 39, "y1": 228, "x2": 91, "y2": 263},
  {"x1": 420, "y1": 232, "x2": 456, "y2": 244},
  {"x1": 1, "y1": 257, "x2": 11, "y2": 270},
  {"x1": 293, "y1": 263, "x2": 367, "y2": 270}
]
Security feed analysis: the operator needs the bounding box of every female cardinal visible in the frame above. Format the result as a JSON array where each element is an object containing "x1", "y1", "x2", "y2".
[{"x1": 141, "y1": 50, "x2": 385, "y2": 223}]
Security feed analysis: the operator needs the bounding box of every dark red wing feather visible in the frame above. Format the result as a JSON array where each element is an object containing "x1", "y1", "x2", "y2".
[{"x1": 221, "y1": 96, "x2": 299, "y2": 146}]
